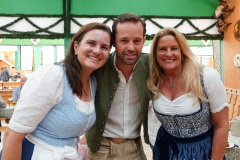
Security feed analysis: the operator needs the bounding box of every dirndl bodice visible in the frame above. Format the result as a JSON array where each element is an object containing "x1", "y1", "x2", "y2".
[
  {"x1": 154, "y1": 97, "x2": 212, "y2": 138},
  {"x1": 153, "y1": 98, "x2": 214, "y2": 159},
  {"x1": 154, "y1": 68, "x2": 212, "y2": 138}
]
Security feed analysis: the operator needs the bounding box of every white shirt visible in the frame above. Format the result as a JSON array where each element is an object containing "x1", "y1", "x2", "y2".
[
  {"x1": 153, "y1": 67, "x2": 229, "y2": 115},
  {"x1": 103, "y1": 57, "x2": 141, "y2": 138},
  {"x1": 148, "y1": 101, "x2": 161, "y2": 145},
  {"x1": 9, "y1": 64, "x2": 95, "y2": 133}
]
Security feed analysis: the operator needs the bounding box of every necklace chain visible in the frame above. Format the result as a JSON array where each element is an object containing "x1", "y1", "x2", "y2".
[{"x1": 83, "y1": 80, "x2": 89, "y2": 90}]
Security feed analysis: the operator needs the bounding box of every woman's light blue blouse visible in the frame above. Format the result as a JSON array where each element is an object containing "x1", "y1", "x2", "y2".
[{"x1": 9, "y1": 64, "x2": 96, "y2": 135}]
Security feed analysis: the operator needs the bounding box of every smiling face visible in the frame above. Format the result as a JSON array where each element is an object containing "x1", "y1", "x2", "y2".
[
  {"x1": 156, "y1": 35, "x2": 182, "y2": 74},
  {"x1": 74, "y1": 29, "x2": 111, "y2": 73},
  {"x1": 114, "y1": 21, "x2": 146, "y2": 68}
]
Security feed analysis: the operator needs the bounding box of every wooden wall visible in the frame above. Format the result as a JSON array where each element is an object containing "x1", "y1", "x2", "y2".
[
  {"x1": 226, "y1": 87, "x2": 240, "y2": 120},
  {"x1": 0, "y1": 59, "x2": 14, "y2": 71},
  {"x1": 224, "y1": 0, "x2": 240, "y2": 89}
]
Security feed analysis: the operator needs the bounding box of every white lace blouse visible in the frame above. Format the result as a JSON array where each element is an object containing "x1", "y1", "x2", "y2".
[{"x1": 153, "y1": 67, "x2": 229, "y2": 115}]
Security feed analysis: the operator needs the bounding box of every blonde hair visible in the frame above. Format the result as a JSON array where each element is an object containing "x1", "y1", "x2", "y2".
[{"x1": 147, "y1": 27, "x2": 206, "y2": 100}]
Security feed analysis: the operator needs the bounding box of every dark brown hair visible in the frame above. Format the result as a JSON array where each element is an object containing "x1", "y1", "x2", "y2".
[
  {"x1": 63, "y1": 22, "x2": 112, "y2": 97},
  {"x1": 112, "y1": 13, "x2": 146, "y2": 45}
]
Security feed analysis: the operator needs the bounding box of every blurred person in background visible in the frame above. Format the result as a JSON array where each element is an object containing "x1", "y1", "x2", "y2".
[
  {"x1": 0, "y1": 95, "x2": 7, "y2": 142},
  {"x1": 9, "y1": 74, "x2": 18, "y2": 82},
  {"x1": 16, "y1": 72, "x2": 21, "y2": 79},
  {"x1": 12, "y1": 76, "x2": 28, "y2": 103},
  {"x1": 1, "y1": 66, "x2": 10, "y2": 82}
]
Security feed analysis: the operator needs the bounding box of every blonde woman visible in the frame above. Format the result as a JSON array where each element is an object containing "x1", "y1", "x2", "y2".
[{"x1": 147, "y1": 27, "x2": 229, "y2": 160}]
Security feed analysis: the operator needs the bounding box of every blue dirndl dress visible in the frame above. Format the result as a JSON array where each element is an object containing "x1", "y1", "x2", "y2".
[
  {"x1": 153, "y1": 95, "x2": 214, "y2": 160},
  {"x1": 153, "y1": 125, "x2": 213, "y2": 160},
  {"x1": 153, "y1": 71, "x2": 218, "y2": 160}
]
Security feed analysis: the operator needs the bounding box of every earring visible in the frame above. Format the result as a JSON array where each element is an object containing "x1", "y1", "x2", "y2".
[{"x1": 181, "y1": 55, "x2": 184, "y2": 61}]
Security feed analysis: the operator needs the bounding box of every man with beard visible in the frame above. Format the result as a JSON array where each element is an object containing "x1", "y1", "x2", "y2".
[{"x1": 85, "y1": 13, "x2": 150, "y2": 160}]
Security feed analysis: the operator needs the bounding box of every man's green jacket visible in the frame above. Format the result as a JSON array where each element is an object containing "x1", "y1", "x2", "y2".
[{"x1": 85, "y1": 52, "x2": 150, "y2": 153}]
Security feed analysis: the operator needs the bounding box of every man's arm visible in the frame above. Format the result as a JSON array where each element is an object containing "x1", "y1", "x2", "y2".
[{"x1": 12, "y1": 88, "x2": 18, "y2": 103}]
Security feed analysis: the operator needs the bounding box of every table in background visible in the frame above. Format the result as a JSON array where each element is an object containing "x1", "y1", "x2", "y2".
[{"x1": 0, "y1": 89, "x2": 13, "y2": 104}]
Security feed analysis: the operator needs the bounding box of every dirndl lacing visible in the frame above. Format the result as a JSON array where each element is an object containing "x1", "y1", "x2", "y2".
[
  {"x1": 154, "y1": 126, "x2": 213, "y2": 160},
  {"x1": 26, "y1": 135, "x2": 81, "y2": 160}
]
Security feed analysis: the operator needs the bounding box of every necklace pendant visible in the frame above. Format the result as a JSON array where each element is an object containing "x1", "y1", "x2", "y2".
[{"x1": 170, "y1": 82, "x2": 175, "y2": 88}]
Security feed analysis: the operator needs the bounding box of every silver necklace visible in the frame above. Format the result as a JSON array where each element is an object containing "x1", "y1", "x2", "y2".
[{"x1": 170, "y1": 81, "x2": 176, "y2": 88}]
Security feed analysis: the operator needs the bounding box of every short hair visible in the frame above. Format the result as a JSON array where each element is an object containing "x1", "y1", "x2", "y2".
[
  {"x1": 112, "y1": 13, "x2": 146, "y2": 44},
  {"x1": 12, "y1": 75, "x2": 18, "y2": 79},
  {"x1": 20, "y1": 76, "x2": 28, "y2": 82}
]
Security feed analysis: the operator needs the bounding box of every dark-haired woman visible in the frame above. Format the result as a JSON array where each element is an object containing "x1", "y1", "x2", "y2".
[{"x1": 1, "y1": 22, "x2": 112, "y2": 160}]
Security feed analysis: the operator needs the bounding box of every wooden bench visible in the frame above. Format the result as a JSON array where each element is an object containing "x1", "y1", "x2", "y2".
[
  {"x1": 0, "y1": 81, "x2": 21, "y2": 89},
  {"x1": 0, "y1": 82, "x2": 20, "y2": 103},
  {"x1": 225, "y1": 87, "x2": 240, "y2": 121},
  {"x1": 0, "y1": 89, "x2": 14, "y2": 104},
  {"x1": 9, "y1": 70, "x2": 29, "y2": 78}
]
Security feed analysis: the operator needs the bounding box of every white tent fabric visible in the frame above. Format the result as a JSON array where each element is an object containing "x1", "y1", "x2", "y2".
[{"x1": 0, "y1": 16, "x2": 219, "y2": 37}]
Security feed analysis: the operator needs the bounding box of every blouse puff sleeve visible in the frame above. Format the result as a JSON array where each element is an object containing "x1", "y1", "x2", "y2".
[
  {"x1": 203, "y1": 67, "x2": 229, "y2": 113},
  {"x1": 9, "y1": 64, "x2": 64, "y2": 133}
]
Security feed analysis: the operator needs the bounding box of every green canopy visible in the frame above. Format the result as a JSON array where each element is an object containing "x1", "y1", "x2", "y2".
[{"x1": 0, "y1": 0, "x2": 221, "y2": 40}]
